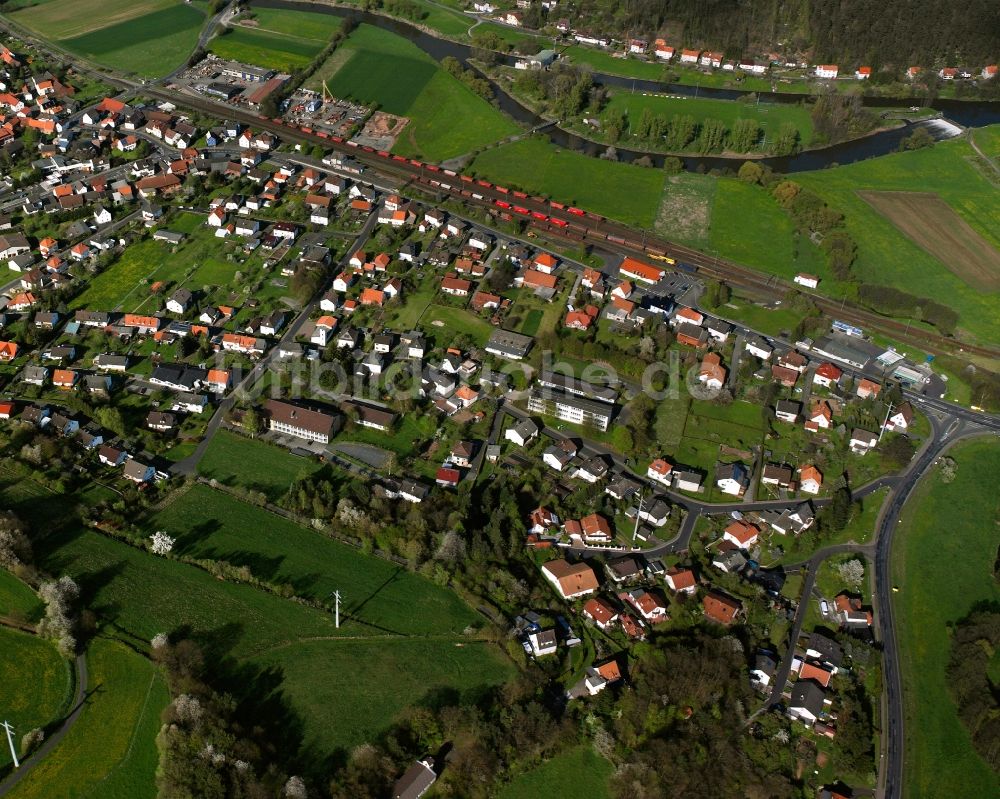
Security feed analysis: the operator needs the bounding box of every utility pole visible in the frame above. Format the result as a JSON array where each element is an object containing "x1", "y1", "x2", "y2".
[
  {"x1": 332, "y1": 590, "x2": 341, "y2": 629},
  {"x1": 633, "y1": 489, "x2": 644, "y2": 545},
  {"x1": 2, "y1": 720, "x2": 19, "y2": 769},
  {"x1": 878, "y1": 401, "x2": 895, "y2": 444}
]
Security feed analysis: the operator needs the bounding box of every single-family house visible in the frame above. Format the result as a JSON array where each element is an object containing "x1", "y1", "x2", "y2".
[{"x1": 541, "y1": 559, "x2": 599, "y2": 600}]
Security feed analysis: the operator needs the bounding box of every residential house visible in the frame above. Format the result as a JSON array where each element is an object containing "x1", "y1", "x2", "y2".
[
  {"x1": 849, "y1": 428, "x2": 878, "y2": 454},
  {"x1": 815, "y1": 64, "x2": 839, "y2": 79},
  {"x1": 794, "y1": 272, "x2": 819, "y2": 289},
  {"x1": 505, "y1": 418, "x2": 539, "y2": 447},
  {"x1": 146, "y1": 411, "x2": 177, "y2": 432},
  {"x1": 621, "y1": 587, "x2": 668, "y2": 622},
  {"x1": 647, "y1": 458, "x2": 673, "y2": 485},
  {"x1": 788, "y1": 680, "x2": 827, "y2": 725},
  {"x1": 775, "y1": 399, "x2": 801, "y2": 423},
  {"x1": 745, "y1": 336, "x2": 773, "y2": 360},
  {"x1": 703, "y1": 591, "x2": 742, "y2": 625},
  {"x1": 582, "y1": 597, "x2": 619, "y2": 630},
  {"x1": 856, "y1": 378, "x2": 881, "y2": 399},
  {"x1": 806, "y1": 401, "x2": 833, "y2": 432},
  {"x1": 123, "y1": 459, "x2": 156, "y2": 484},
  {"x1": 664, "y1": 568, "x2": 697, "y2": 595},
  {"x1": 813, "y1": 362, "x2": 843, "y2": 388},
  {"x1": 698, "y1": 352, "x2": 726, "y2": 390},
  {"x1": 527, "y1": 629, "x2": 558, "y2": 657},
  {"x1": 723, "y1": 520, "x2": 760, "y2": 549},
  {"x1": 715, "y1": 462, "x2": 749, "y2": 496},
  {"x1": 798, "y1": 465, "x2": 823, "y2": 494},
  {"x1": 541, "y1": 559, "x2": 599, "y2": 600},
  {"x1": 835, "y1": 593, "x2": 872, "y2": 626},
  {"x1": 884, "y1": 402, "x2": 914, "y2": 432}
]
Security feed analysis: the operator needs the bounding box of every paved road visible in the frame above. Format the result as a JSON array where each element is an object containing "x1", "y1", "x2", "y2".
[
  {"x1": 170, "y1": 210, "x2": 380, "y2": 476},
  {"x1": 0, "y1": 651, "x2": 87, "y2": 796}
]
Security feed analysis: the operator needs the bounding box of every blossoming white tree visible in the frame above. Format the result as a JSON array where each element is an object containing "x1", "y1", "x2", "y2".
[{"x1": 150, "y1": 531, "x2": 175, "y2": 556}]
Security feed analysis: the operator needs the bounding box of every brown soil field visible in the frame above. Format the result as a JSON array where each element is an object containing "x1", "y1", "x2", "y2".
[{"x1": 858, "y1": 190, "x2": 1000, "y2": 292}]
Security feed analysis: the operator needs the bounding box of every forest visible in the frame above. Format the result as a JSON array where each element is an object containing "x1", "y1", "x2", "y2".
[{"x1": 557, "y1": 0, "x2": 999, "y2": 69}]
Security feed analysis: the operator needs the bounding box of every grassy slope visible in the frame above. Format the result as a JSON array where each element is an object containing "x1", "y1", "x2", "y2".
[
  {"x1": 196, "y1": 430, "x2": 323, "y2": 500},
  {"x1": 5, "y1": 638, "x2": 168, "y2": 799},
  {"x1": 247, "y1": 7, "x2": 342, "y2": 41},
  {"x1": 0, "y1": 628, "x2": 73, "y2": 771},
  {"x1": 149, "y1": 484, "x2": 480, "y2": 636},
  {"x1": 0, "y1": 569, "x2": 43, "y2": 621},
  {"x1": 36, "y1": 526, "x2": 512, "y2": 764},
  {"x1": 470, "y1": 137, "x2": 667, "y2": 228},
  {"x1": 317, "y1": 23, "x2": 516, "y2": 161},
  {"x1": 794, "y1": 131, "x2": 1000, "y2": 346},
  {"x1": 499, "y1": 745, "x2": 613, "y2": 799},
  {"x1": 8, "y1": 0, "x2": 172, "y2": 38},
  {"x1": 892, "y1": 439, "x2": 1000, "y2": 798}
]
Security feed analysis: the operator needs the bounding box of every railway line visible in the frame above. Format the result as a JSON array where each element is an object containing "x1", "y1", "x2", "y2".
[{"x1": 149, "y1": 86, "x2": 1000, "y2": 362}]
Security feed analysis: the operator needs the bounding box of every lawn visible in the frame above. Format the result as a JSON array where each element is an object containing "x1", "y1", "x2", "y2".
[
  {"x1": 5, "y1": 638, "x2": 169, "y2": 799},
  {"x1": 773, "y1": 487, "x2": 887, "y2": 566},
  {"x1": 71, "y1": 220, "x2": 240, "y2": 311},
  {"x1": 336, "y1": 411, "x2": 438, "y2": 458},
  {"x1": 0, "y1": 569, "x2": 43, "y2": 622},
  {"x1": 892, "y1": 439, "x2": 1000, "y2": 798},
  {"x1": 35, "y1": 525, "x2": 512, "y2": 768},
  {"x1": 794, "y1": 129, "x2": 1000, "y2": 347},
  {"x1": 499, "y1": 745, "x2": 613, "y2": 799},
  {"x1": 210, "y1": 26, "x2": 321, "y2": 72},
  {"x1": 318, "y1": 24, "x2": 518, "y2": 161},
  {"x1": 149, "y1": 484, "x2": 481, "y2": 636},
  {"x1": 562, "y1": 46, "x2": 670, "y2": 81},
  {"x1": 420, "y1": 302, "x2": 495, "y2": 347},
  {"x1": 0, "y1": 628, "x2": 73, "y2": 772},
  {"x1": 382, "y1": 280, "x2": 437, "y2": 329},
  {"x1": 197, "y1": 430, "x2": 323, "y2": 500},
  {"x1": 603, "y1": 92, "x2": 815, "y2": 150},
  {"x1": 13, "y1": 0, "x2": 208, "y2": 78},
  {"x1": 470, "y1": 137, "x2": 668, "y2": 228},
  {"x1": 717, "y1": 299, "x2": 803, "y2": 338}
]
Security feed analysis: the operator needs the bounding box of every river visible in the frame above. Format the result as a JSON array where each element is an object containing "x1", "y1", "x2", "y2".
[{"x1": 254, "y1": 0, "x2": 1000, "y2": 173}]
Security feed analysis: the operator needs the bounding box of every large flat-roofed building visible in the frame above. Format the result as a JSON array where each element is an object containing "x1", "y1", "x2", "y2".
[
  {"x1": 218, "y1": 61, "x2": 275, "y2": 83},
  {"x1": 264, "y1": 399, "x2": 338, "y2": 444},
  {"x1": 485, "y1": 328, "x2": 533, "y2": 360},
  {"x1": 528, "y1": 386, "x2": 615, "y2": 432},
  {"x1": 537, "y1": 370, "x2": 618, "y2": 404}
]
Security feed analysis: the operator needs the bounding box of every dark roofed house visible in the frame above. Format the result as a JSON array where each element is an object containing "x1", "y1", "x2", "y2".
[
  {"x1": 392, "y1": 757, "x2": 437, "y2": 799},
  {"x1": 343, "y1": 400, "x2": 396, "y2": 431}
]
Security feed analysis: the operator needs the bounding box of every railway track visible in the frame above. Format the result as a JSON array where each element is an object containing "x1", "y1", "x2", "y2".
[{"x1": 148, "y1": 86, "x2": 1000, "y2": 362}]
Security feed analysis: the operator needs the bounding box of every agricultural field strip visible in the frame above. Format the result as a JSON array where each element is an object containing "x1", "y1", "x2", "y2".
[
  {"x1": 8, "y1": 0, "x2": 173, "y2": 39},
  {"x1": 857, "y1": 190, "x2": 1000, "y2": 292}
]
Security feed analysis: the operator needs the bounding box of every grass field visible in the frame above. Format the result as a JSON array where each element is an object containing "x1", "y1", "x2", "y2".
[
  {"x1": 604, "y1": 92, "x2": 815, "y2": 149},
  {"x1": 0, "y1": 628, "x2": 73, "y2": 772},
  {"x1": 794, "y1": 130, "x2": 1000, "y2": 347},
  {"x1": 317, "y1": 24, "x2": 518, "y2": 161},
  {"x1": 11, "y1": 0, "x2": 207, "y2": 77},
  {"x1": 499, "y1": 745, "x2": 613, "y2": 799},
  {"x1": 0, "y1": 569, "x2": 43, "y2": 622},
  {"x1": 470, "y1": 137, "x2": 668, "y2": 228},
  {"x1": 858, "y1": 191, "x2": 1000, "y2": 291},
  {"x1": 5, "y1": 638, "x2": 168, "y2": 799},
  {"x1": 245, "y1": 7, "x2": 342, "y2": 42},
  {"x1": 197, "y1": 430, "x2": 323, "y2": 500},
  {"x1": 149, "y1": 484, "x2": 482, "y2": 636},
  {"x1": 210, "y1": 26, "x2": 321, "y2": 73},
  {"x1": 35, "y1": 524, "x2": 512, "y2": 766},
  {"x1": 708, "y1": 178, "x2": 829, "y2": 280},
  {"x1": 892, "y1": 439, "x2": 1000, "y2": 799}
]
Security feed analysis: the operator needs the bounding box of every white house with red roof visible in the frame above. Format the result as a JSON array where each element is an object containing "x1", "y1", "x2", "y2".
[
  {"x1": 813, "y1": 362, "x2": 843, "y2": 388},
  {"x1": 647, "y1": 458, "x2": 673, "y2": 486},
  {"x1": 664, "y1": 568, "x2": 697, "y2": 595},
  {"x1": 723, "y1": 520, "x2": 760, "y2": 549},
  {"x1": 815, "y1": 64, "x2": 839, "y2": 79}
]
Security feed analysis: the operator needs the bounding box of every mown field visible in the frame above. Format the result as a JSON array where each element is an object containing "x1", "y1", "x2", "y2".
[
  {"x1": 499, "y1": 745, "x2": 613, "y2": 799},
  {"x1": 148, "y1": 484, "x2": 481, "y2": 636},
  {"x1": 794, "y1": 130, "x2": 1000, "y2": 347},
  {"x1": 892, "y1": 439, "x2": 1000, "y2": 799},
  {"x1": 470, "y1": 137, "x2": 668, "y2": 228},
  {"x1": 197, "y1": 430, "x2": 323, "y2": 500},
  {"x1": 5, "y1": 638, "x2": 168, "y2": 799},
  {"x1": 11, "y1": 0, "x2": 206, "y2": 78},
  {"x1": 0, "y1": 628, "x2": 73, "y2": 772},
  {"x1": 36, "y1": 523, "x2": 512, "y2": 768},
  {"x1": 210, "y1": 25, "x2": 322, "y2": 73},
  {"x1": 313, "y1": 24, "x2": 518, "y2": 161}
]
